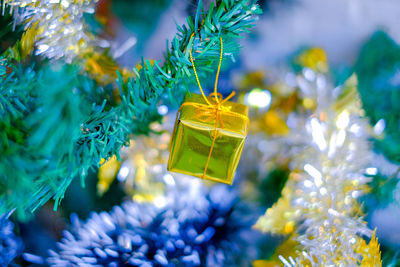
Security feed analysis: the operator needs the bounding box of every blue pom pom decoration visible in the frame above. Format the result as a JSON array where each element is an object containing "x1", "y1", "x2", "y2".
[
  {"x1": 0, "y1": 215, "x2": 23, "y2": 266},
  {"x1": 47, "y1": 185, "x2": 260, "y2": 266}
]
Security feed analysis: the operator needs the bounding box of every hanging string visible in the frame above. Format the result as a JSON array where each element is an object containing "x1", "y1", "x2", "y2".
[
  {"x1": 186, "y1": 33, "x2": 239, "y2": 178},
  {"x1": 170, "y1": 31, "x2": 249, "y2": 180},
  {"x1": 188, "y1": 33, "x2": 236, "y2": 108}
]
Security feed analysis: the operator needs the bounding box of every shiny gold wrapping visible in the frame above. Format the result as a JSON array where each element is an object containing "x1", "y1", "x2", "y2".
[{"x1": 168, "y1": 93, "x2": 249, "y2": 184}]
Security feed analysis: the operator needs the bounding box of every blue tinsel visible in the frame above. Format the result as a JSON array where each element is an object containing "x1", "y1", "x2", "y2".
[
  {"x1": 47, "y1": 185, "x2": 259, "y2": 266},
  {"x1": 0, "y1": 215, "x2": 23, "y2": 266}
]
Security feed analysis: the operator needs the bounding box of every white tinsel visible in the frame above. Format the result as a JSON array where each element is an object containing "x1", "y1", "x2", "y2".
[
  {"x1": 4, "y1": 0, "x2": 105, "y2": 62},
  {"x1": 283, "y1": 70, "x2": 373, "y2": 266}
]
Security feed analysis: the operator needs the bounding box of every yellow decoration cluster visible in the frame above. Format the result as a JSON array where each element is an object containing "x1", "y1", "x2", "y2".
[
  {"x1": 253, "y1": 235, "x2": 310, "y2": 267},
  {"x1": 123, "y1": 135, "x2": 168, "y2": 203},
  {"x1": 254, "y1": 181, "x2": 298, "y2": 235},
  {"x1": 356, "y1": 230, "x2": 382, "y2": 267},
  {"x1": 98, "y1": 155, "x2": 121, "y2": 196},
  {"x1": 242, "y1": 49, "x2": 329, "y2": 137},
  {"x1": 84, "y1": 51, "x2": 133, "y2": 85},
  {"x1": 295, "y1": 47, "x2": 328, "y2": 73},
  {"x1": 261, "y1": 111, "x2": 290, "y2": 136},
  {"x1": 97, "y1": 124, "x2": 170, "y2": 202}
]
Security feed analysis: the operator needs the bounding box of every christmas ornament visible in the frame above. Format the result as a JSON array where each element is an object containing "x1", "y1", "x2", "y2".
[
  {"x1": 168, "y1": 37, "x2": 249, "y2": 184},
  {"x1": 0, "y1": 0, "x2": 261, "y2": 219},
  {"x1": 47, "y1": 184, "x2": 260, "y2": 266}
]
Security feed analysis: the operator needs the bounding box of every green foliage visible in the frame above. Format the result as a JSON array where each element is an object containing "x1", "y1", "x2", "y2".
[
  {"x1": 0, "y1": 61, "x2": 136, "y2": 220},
  {"x1": 355, "y1": 31, "x2": 400, "y2": 163},
  {"x1": 258, "y1": 167, "x2": 290, "y2": 207},
  {"x1": 1, "y1": 62, "x2": 92, "y2": 219},
  {"x1": 0, "y1": 0, "x2": 261, "y2": 219},
  {"x1": 365, "y1": 173, "x2": 399, "y2": 207},
  {"x1": 118, "y1": 0, "x2": 261, "y2": 132}
]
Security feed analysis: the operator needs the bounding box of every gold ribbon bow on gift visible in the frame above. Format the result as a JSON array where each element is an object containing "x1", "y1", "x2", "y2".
[{"x1": 173, "y1": 33, "x2": 249, "y2": 178}]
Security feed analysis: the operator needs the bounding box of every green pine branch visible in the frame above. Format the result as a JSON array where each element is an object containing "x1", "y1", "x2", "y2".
[
  {"x1": 0, "y1": 0, "x2": 261, "y2": 219},
  {"x1": 118, "y1": 0, "x2": 261, "y2": 133}
]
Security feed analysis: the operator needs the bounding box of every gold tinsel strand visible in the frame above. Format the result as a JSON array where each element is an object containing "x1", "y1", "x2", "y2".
[{"x1": 356, "y1": 230, "x2": 382, "y2": 266}]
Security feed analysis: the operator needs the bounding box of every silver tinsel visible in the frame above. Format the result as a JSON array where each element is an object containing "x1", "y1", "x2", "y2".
[
  {"x1": 251, "y1": 67, "x2": 377, "y2": 265},
  {"x1": 3, "y1": 0, "x2": 105, "y2": 62},
  {"x1": 284, "y1": 71, "x2": 373, "y2": 266}
]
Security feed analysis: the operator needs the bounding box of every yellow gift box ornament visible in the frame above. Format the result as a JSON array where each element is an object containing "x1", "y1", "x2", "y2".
[{"x1": 167, "y1": 36, "x2": 249, "y2": 185}]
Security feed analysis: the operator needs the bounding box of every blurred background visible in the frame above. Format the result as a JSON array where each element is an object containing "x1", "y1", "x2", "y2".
[
  {"x1": 2, "y1": 0, "x2": 400, "y2": 266},
  {"x1": 110, "y1": 0, "x2": 400, "y2": 66}
]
